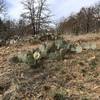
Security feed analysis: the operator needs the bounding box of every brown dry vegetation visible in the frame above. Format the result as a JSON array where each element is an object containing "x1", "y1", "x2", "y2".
[
  {"x1": 63, "y1": 33, "x2": 100, "y2": 42},
  {"x1": 0, "y1": 34, "x2": 100, "y2": 100}
]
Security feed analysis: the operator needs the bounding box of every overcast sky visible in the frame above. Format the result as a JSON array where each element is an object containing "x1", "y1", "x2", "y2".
[{"x1": 6, "y1": 0, "x2": 99, "y2": 20}]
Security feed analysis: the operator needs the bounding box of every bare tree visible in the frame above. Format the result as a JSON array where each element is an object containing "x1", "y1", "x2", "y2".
[
  {"x1": 0, "y1": 0, "x2": 5, "y2": 14},
  {"x1": 56, "y1": 3, "x2": 100, "y2": 35},
  {"x1": 21, "y1": 0, "x2": 36, "y2": 34},
  {"x1": 95, "y1": 2, "x2": 100, "y2": 32},
  {"x1": 36, "y1": 0, "x2": 52, "y2": 34},
  {"x1": 21, "y1": 0, "x2": 52, "y2": 35}
]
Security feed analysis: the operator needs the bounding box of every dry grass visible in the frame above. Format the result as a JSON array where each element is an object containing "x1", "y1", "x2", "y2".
[
  {"x1": 0, "y1": 33, "x2": 100, "y2": 100},
  {"x1": 63, "y1": 33, "x2": 100, "y2": 42}
]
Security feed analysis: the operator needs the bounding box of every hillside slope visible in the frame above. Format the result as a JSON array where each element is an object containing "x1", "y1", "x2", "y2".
[{"x1": 0, "y1": 34, "x2": 100, "y2": 100}]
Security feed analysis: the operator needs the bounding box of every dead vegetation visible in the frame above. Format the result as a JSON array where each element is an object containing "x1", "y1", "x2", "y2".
[{"x1": 0, "y1": 34, "x2": 100, "y2": 100}]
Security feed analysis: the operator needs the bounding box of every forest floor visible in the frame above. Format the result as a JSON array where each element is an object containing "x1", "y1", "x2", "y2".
[{"x1": 0, "y1": 34, "x2": 100, "y2": 100}]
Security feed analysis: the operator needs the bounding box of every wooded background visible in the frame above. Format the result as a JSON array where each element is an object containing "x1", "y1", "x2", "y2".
[{"x1": 0, "y1": 0, "x2": 100, "y2": 40}]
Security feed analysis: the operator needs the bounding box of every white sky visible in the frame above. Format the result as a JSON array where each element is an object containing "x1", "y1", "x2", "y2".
[{"x1": 6, "y1": 0, "x2": 100, "y2": 20}]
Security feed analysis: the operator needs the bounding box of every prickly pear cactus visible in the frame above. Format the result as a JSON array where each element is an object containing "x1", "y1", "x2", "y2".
[
  {"x1": 55, "y1": 39, "x2": 64, "y2": 50},
  {"x1": 48, "y1": 51, "x2": 61, "y2": 60},
  {"x1": 26, "y1": 51, "x2": 35, "y2": 65},
  {"x1": 75, "y1": 45, "x2": 82, "y2": 53},
  {"x1": 33, "y1": 51, "x2": 41, "y2": 60},
  {"x1": 59, "y1": 48, "x2": 66, "y2": 58},
  {"x1": 89, "y1": 42, "x2": 96, "y2": 50},
  {"x1": 64, "y1": 41, "x2": 71, "y2": 50},
  {"x1": 39, "y1": 44, "x2": 48, "y2": 57},
  {"x1": 17, "y1": 51, "x2": 34, "y2": 64},
  {"x1": 81, "y1": 42, "x2": 90, "y2": 50},
  {"x1": 70, "y1": 47, "x2": 75, "y2": 52},
  {"x1": 70, "y1": 42, "x2": 76, "y2": 52},
  {"x1": 46, "y1": 42, "x2": 56, "y2": 53},
  {"x1": 46, "y1": 42, "x2": 54, "y2": 51},
  {"x1": 17, "y1": 52, "x2": 28, "y2": 63},
  {"x1": 70, "y1": 43, "x2": 82, "y2": 53}
]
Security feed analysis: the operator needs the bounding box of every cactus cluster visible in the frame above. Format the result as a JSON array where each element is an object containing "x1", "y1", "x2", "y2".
[
  {"x1": 39, "y1": 43, "x2": 48, "y2": 58},
  {"x1": 70, "y1": 42, "x2": 82, "y2": 53},
  {"x1": 89, "y1": 42, "x2": 96, "y2": 50},
  {"x1": 11, "y1": 50, "x2": 41, "y2": 67},
  {"x1": 81, "y1": 42, "x2": 96, "y2": 50},
  {"x1": 31, "y1": 33, "x2": 59, "y2": 41},
  {"x1": 10, "y1": 38, "x2": 97, "y2": 65}
]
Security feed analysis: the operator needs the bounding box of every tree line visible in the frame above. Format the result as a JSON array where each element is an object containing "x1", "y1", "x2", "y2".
[
  {"x1": 0, "y1": 0, "x2": 53, "y2": 40},
  {"x1": 0, "y1": 0, "x2": 100, "y2": 41},
  {"x1": 57, "y1": 2, "x2": 100, "y2": 35}
]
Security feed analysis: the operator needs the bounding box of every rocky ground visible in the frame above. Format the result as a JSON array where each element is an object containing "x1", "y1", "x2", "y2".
[{"x1": 0, "y1": 34, "x2": 100, "y2": 100}]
